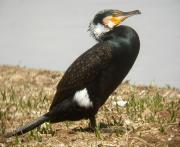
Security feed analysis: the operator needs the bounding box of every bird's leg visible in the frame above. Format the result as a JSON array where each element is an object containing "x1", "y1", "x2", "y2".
[
  {"x1": 89, "y1": 115, "x2": 97, "y2": 130},
  {"x1": 89, "y1": 116, "x2": 102, "y2": 138}
]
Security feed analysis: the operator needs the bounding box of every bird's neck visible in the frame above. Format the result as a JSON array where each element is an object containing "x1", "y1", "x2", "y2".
[
  {"x1": 100, "y1": 25, "x2": 140, "y2": 55},
  {"x1": 100, "y1": 26, "x2": 126, "y2": 41},
  {"x1": 100, "y1": 25, "x2": 137, "y2": 42}
]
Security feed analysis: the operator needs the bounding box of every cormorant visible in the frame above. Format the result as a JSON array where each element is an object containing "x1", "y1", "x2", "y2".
[{"x1": 5, "y1": 9, "x2": 141, "y2": 137}]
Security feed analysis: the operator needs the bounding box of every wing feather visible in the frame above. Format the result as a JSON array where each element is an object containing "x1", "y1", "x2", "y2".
[{"x1": 50, "y1": 42, "x2": 112, "y2": 110}]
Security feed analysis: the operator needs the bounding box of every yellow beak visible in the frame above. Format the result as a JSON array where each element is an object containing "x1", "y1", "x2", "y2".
[{"x1": 112, "y1": 10, "x2": 141, "y2": 26}]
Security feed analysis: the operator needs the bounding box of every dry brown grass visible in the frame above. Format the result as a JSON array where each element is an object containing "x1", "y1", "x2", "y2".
[{"x1": 0, "y1": 65, "x2": 179, "y2": 147}]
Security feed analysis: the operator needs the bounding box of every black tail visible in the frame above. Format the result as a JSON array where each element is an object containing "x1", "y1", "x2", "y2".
[{"x1": 4, "y1": 114, "x2": 49, "y2": 138}]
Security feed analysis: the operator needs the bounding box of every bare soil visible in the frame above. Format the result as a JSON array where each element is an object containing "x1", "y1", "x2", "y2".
[{"x1": 0, "y1": 65, "x2": 179, "y2": 147}]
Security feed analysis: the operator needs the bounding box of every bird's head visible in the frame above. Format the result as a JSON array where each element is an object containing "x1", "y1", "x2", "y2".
[{"x1": 88, "y1": 9, "x2": 141, "y2": 41}]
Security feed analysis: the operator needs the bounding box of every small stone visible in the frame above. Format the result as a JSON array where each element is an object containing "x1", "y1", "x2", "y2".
[{"x1": 116, "y1": 100, "x2": 127, "y2": 107}]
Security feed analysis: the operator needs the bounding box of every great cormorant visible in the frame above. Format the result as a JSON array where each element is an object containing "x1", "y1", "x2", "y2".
[{"x1": 5, "y1": 9, "x2": 141, "y2": 137}]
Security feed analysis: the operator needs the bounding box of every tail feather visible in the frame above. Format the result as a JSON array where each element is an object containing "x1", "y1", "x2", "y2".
[{"x1": 4, "y1": 114, "x2": 49, "y2": 138}]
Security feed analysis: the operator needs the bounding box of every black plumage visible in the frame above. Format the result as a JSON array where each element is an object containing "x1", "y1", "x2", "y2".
[{"x1": 5, "y1": 9, "x2": 140, "y2": 137}]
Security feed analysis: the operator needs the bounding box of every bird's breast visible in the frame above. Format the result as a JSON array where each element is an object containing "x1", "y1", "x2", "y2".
[{"x1": 89, "y1": 40, "x2": 139, "y2": 108}]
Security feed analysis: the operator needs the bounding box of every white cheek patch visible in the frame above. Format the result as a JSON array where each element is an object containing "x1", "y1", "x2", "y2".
[
  {"x1": 73, "y1": 88, "x2": 93, "y2": 108},
  {"x1": 107, "y1": 21, "x2": 115, "y2": 28},
  {"x1": 94, "y1": 23, "x2": 109, "y2": 37}
]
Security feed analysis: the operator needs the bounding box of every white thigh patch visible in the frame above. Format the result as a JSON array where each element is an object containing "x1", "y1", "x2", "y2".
[{"x1": 73, "y1": 88, "x2": 93, "y2": 108}]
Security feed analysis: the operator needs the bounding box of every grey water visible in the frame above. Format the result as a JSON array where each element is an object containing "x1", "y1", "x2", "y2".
[{"x1": 0, "y1": 0, "x2": 180, "y2": 88}]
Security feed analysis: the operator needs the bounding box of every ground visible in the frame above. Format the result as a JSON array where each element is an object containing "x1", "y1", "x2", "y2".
[{"x1": 0, "y1": 65, "x2": 179, "y2": 147}]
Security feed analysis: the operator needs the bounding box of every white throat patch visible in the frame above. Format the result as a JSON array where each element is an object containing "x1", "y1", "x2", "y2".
[
  {"x1": 73, "y1": 88, "x2": 93, "y2": 108},
  {"x1": 94, "y1": 23, "x2": 109, "y2": 37},
  {"x1": 88, "y1": 22, "x2": 110, "y2": 40},
  {"x1": 107, "y1": 21, "x2": 116, "y2": 29}
]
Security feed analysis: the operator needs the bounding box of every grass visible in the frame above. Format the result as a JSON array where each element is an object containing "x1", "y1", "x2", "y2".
[{"x1": 0, "y1": 65, "x2": 179, "y2": 146}]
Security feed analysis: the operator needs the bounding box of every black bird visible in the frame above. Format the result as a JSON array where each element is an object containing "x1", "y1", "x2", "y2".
[{"x1": 5, "y1": 9, "x2": 140, "y2": 137}]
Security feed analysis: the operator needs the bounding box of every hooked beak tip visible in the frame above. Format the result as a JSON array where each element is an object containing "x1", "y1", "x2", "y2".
[
  {"x1": 136, "y1": 10, "x2": 141, "y2": 15},
  {"x1": 123, "y1": 10, "x2": 141, "y2": 18}
]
